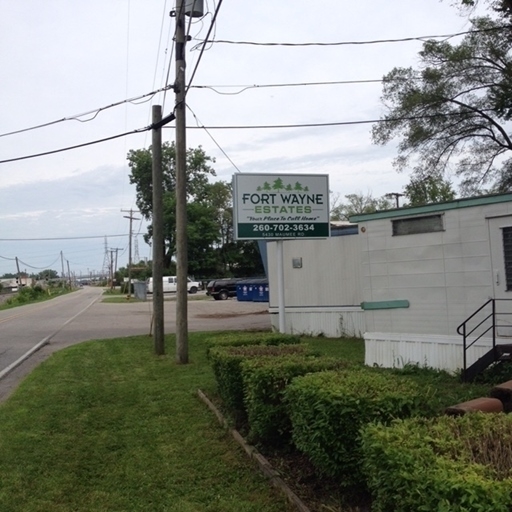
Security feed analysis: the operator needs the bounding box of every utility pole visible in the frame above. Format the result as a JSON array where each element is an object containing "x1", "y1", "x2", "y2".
[
  {"x1": 152, "y1": 105, "x2": 165, "y2": 355},
  {"x1": 15, "y1": 256, "x2": 21, "y2": 286},
  {"x1": 385, "y1": 192, "x2": 404, "y2": 209},
  {"x1": 67, "y1": 260, "x2": 72, "y2": 288},
  {"x1": 171, "y1": 0, "x2": 203, "y2": 363},
  {"x1": 60, "y1": 251, "x2": 65, "y2": 280},
  {"x1": 175, "y1": 0, "x2": 189, "y2": 364},
  {"x1": 121, "y1": 209, "x2": 140, "y2": 298}
]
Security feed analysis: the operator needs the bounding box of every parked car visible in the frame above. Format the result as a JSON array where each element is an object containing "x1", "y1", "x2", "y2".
[
  {"x1": 147, "y1": 276, "x2": 201, "y2": 294},
  {"x1": 206, "y1": 278, "x2": 245, "y2": 300}
]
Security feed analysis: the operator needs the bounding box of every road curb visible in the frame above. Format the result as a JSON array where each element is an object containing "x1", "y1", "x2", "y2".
[{"x1": 197, "y1": 389, "x2": 311, "y2": 512}]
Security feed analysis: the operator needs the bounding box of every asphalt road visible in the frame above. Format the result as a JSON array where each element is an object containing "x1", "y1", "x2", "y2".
[{"x1": 0, "y1": 286, "x2": 270, "y2": 402}]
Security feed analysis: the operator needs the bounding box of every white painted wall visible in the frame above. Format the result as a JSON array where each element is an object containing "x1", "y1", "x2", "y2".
[
  {"x1": 266, "y1": 233, "x2": 363, "y2": 337},
  {"x1": 358, "y1": 198, "x2": 512, "y2": 371},
  {"x1": 357, "y1": 205, "x2": 511, "y2": 337}
]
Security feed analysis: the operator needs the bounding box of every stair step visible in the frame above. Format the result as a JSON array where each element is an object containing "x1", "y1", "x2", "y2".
[
  {"x1": 496, "y1": 344, "x2": 512, "y2": 354},
  {"x1": 445, "y1": 397, "x2": 503, "y2": 416},
  {"x1": 490, "y1": 380, "x2": 512, "y2": 413}
]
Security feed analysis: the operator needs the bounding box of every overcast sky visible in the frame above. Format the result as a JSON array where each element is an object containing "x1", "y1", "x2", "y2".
[{"x1": 0, "y1": 0, "x2": 475, "y2": 277}]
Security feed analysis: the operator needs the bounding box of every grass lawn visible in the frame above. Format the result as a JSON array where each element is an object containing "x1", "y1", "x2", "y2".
[
  {"x1": 0, "y1": 332, "x2": 497, "y2": 511},
  {"x1": 0, "y1": 332, "x2": 303, "y2": 512}
]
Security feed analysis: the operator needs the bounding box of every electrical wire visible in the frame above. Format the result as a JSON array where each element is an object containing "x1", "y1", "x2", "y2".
[
  {"x1": 187, "y1": 104, "x2": 242, "y2": 172},
  {"x1": 1, "y1": 107, "x2": 499, "y2": 164},
  {"x1": 18, "y1": 256, "x2": 61, "y2": 270},
  {"x1": 0, "y1": 234, "x2": 129, "y2": 241},
  {"x1": 0, "y1": 85, "x2": 173, "y2": 139},
  {"x1": 190, "y1": 79, "x2": 386, "y2": 95},
  {"x1": 167, "y1": 109, "x2": 500, "y2": 130},
  {"x1": 186, "y1": 0, "x2": 224, "y2": 94},
  {"x1": 0, "y1": 127, "x2": 149, "y2": 164},
  {"x1": 192, "y1": 26, "x2": 510, "y2": 49}
]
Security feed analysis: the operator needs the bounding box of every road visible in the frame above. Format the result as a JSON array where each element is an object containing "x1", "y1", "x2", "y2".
[{"x1": 0, "y1": 286, "x2": 270, "y2": 402}]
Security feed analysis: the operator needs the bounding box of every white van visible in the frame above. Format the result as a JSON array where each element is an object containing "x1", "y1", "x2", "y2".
[{"x1": 146, "y1": 276, "x2": 201, "y2": 294}]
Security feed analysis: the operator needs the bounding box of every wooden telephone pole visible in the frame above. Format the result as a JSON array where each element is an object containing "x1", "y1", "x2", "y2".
[{"x1": 121, "y1": 209, "x2": 140, "y2": 298}]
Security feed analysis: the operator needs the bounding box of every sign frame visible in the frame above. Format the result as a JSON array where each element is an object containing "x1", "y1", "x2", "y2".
[{"x1": 232, "y1": 173, "x2": 330, "y2": 240}]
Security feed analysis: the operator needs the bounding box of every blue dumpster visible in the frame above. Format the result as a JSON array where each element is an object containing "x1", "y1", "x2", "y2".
[
  {"x1": 252, "y1": 278, "x2": 269, "y2": 302},
  {"x1": 236, "y1": 280, "x2": 253, "y2": 302}
]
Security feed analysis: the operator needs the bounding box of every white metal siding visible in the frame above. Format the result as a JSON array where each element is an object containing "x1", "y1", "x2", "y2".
[
  {"x1": 267, "y1": 236, "x2": 362, "y2": 309},
  {"x1": 358, "y1": 204, "x2": 504, "y2": 337},
  {"x1": 365, "y1": 332, "x2": 493, "y2": 372},
  {"x1": 269, "y1": 307, "x2": 365, "y2": 337}
]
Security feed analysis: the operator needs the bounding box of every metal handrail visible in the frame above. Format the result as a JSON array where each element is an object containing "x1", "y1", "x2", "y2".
[
  {"x1": 456, "y1": 298, "x2": 493, "y2": 336},
  {"x1": 457, "y1": 299, "x2": 496, "y2": 378},
  {"x1": 458, "y1": 298, "x2": 512, "y2": 378}
]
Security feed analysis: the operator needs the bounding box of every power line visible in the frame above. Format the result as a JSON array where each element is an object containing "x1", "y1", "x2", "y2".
[
  {"x1": 165, "y1": 110, "x2": 500, "y2": 130},
  {"x1": 186, "y1": 0, "x2": 224, "y2": 94},
  {"x1": 0, "y1": 234, "x2": 129, "y2": 241},
  {"x1": 194, "y1": 26, "x2": 509, "y2": 48},
  {"x1": 187, "y1": 104, "x2": 242, "y2": 172},
  {"x1": 1, "y1": 110, "x2": 497, "y2": 164},
  {"x1": 0, "y1": 128, "x2": 149, "y2": 164},
  {"x1": 18, "y1": 256, "x2": 61, "y2": 270},
  {"x1": 0, "y1": 84, "x2": 173, "y2": 139},
  {"x1": 191, "y1": 79, "x2": 385, "y2": 95}
]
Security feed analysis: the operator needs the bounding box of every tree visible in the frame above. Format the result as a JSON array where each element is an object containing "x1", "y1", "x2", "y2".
[
  {"x1": 127, "y1": 144, "x2": 265, "y2": 277},
  {"x1": 457, "y1": 0, "x2": 512, "y2": 19},
  {"x1": 330, "y1": 192, "x2": 392, "y2": 221},
  {"x1": 403, "y1": 174, "x2": 457, "y2": 206},
  {"x1": 34, "y1": 269, "x2": 59, "y2": 280},
  {"x1": 372, "y1": 16, "x2": 512, "y2": 194},
  {"x1": 128, "y1": 142, "x2": 216, "y2": 269}
]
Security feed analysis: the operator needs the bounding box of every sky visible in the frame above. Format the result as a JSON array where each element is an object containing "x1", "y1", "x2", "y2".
[{"x1": 0, "y1": 0, "x2": 477, "y2": 277}]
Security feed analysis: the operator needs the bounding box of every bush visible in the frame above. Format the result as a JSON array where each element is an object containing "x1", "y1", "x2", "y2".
[
  {"x1": 208, "y1": 343, "x2": 309, "y2": 416},
  {"x1": 205, "y1": 332, "x2": 301, "y2": 357},
  {"x1": 242, "y1": 355, "x2": 349, "y2": 446},
  {"x1": 361, "y1": 413, "x2": 512, "y2": 512},
  {"x1": 15, "y1": 286, "x2": 45, "y2": 304},
  {"x1": 284, "y1": 368, "x2": 422, "y2": 490}
]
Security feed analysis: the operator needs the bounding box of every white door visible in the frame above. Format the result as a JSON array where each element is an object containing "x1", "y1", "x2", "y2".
[{"x1": 488, "y1": 216, "x2": 512, "y2": 336}]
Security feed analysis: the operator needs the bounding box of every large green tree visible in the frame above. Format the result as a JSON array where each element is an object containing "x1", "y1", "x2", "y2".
[
  {"x1": 127, "y1": 143, "x2": 264, "y2": 277},
  {"x1": 372, "y1": 15, "x2": 512, "y2": 194},
  {"x1": 403, "y1": 174, "x2": 456, "y2": 206},
  {"x1": 128, "y1": 142, "x2": 217, "y2": 271},
  {"x1": 330, "y1": 192, "x2": 392, "y2": 221}
]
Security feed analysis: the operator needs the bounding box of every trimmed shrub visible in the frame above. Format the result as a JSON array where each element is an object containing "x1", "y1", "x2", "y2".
[
  {"x1": 361, "y1": 413, "x2": 512, "y2": 512},
  {"x1": 284, "y1": 368, "x2": 421, "y2": 490},
  {"x1": 242, "y1": 355, "x2": 350, "y2": 445},
  {"x1": 209, "y1": 343, "x2": 310, "y2": 415},
  {"x1": 205, "y1": 332, "x2": 301, "y2": 358}
]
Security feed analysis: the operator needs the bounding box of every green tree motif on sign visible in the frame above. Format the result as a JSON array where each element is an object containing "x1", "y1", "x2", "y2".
[{"x1": 272, "y1": 178, "x2": 285, "y2": 191}]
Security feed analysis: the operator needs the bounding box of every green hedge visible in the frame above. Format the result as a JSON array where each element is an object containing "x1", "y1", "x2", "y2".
[
  {"x1": 205, "y1": 332, "x2": 301, "y2": 357},
  {"x1": 242, "y1": 355, "x2": 349, "y2": 445},
  {"x1": 284, "y1": 369, "x2": 422, "y2": 490},
  {"x1": 361, "y1": 413, "x2": 512, "y2": 512},
  {"x1": 209, "y1": 343, "x2": 310, "y2": 414}
]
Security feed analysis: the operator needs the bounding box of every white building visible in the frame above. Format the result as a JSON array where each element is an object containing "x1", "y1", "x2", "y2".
[{"x1": 267, "y1": 193, "x2": 512, "y2": 375}]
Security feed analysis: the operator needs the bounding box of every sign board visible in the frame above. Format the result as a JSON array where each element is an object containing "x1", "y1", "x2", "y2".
[{"x1": 233, "y1": 173, "x2": 330, "y2": 240}]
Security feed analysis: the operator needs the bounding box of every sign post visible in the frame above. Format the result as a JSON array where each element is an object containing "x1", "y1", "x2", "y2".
[{"x1": 233, "y1": 173, "x2": 330, "y2": 333}]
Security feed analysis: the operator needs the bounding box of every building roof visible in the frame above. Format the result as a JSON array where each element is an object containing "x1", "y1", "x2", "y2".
[{"x1": 349, "y1": 192, "x2": 512, "y2": 223}]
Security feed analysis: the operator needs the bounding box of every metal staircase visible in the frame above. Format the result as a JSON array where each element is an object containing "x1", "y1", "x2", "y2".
[{"x1": 457, "y1": 299, "x2": 512, "y2": 381}]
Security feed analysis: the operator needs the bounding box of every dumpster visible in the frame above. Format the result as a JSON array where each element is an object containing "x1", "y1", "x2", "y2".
[
  {"x1": 236, "y1": 280, "x2": 253, "y2": 302},
  {"x1": 252, "y1": 278, "x2": 269, "y2": 302}
]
